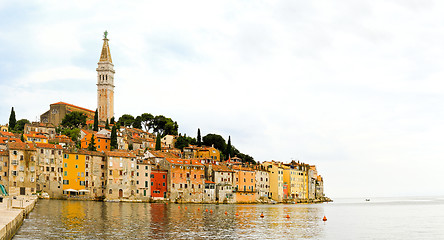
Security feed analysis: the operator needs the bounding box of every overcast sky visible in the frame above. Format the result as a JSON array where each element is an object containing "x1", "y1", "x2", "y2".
[{"x1": 1, "y1": 0, "x2": 444, "y2": 198}]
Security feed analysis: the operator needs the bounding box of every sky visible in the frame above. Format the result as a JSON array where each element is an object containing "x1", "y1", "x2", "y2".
[{"x1": 1, "y1": 0, "x2": 444, "y2": 198}]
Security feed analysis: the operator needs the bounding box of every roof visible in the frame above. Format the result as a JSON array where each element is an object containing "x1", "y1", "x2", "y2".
[
  {"x1": 205, "y1": 180, "x2": 215, "y2": 184},
  {"x1": 0, "y1": 131, "x2": 15, "y2": 137},
  {"x1": 24, "y1": 133, "x2": 48, "y2": 139},
  {"x1": 151, "y1": 151, "x2": 179, "y2": 159},
  {"x1": 7, "y1": 142, "x2": 36, "y2": 150},
  {"x1": 0, "y1": 137, "x2": 22, "y2": 144},
  {"x1": 35, "y1": 143, "x2": 63, "y2": 149},
  {"x1": 105, "y1": 150, "x2": 136, "y2": 158},
  {"x1": 211, "y1": 164, "x2": 234, "y2": 172},
  {"x1": 99, "y1": 37, "x2": 113, "y2": 63},
  {"x1": 51, "y1": 102, "x2": 95, "y2": 113},
  {"x1": 166, "y1": 158, "x2": 204, "y2": 166},
  {"x1": 232, "y1": 165, "x2": 255, "y2": 172},
  {"x1": 0, "y1": 150, "x2": 8, "y2": 156}
]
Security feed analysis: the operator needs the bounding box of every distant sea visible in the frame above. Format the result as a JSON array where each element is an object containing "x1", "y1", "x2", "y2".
[{"x1": 14, "y1": 196, "x2": 444, "y2": 239}]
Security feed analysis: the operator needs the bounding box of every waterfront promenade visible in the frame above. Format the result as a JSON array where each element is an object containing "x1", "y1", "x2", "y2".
[{"x1": 0, "y1": 196, "x2": 37, "y2": 240}]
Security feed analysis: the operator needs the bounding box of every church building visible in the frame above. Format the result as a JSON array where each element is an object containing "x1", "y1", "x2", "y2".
[{"x1": 41, "y1": 32, "x2": 115, "y2": 126}]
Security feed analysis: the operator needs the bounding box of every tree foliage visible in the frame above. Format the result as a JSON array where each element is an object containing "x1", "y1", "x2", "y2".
[
  {"x1": 118, "y1": 114, "x2": 135, "y2": 127},
  {"x1": 133, "y1": 116, "x2": 142, "y2": 129},
  {"x1": 62, "y1": 128, "x2": 81, "y2": 142},
  {"x1": 197, "y1": 128, "x2": 202, "y2": 147},
  {"x1": 226, "y1": 135, "x2": 232, "y2": 158},
  {"x1": 93, "y1": 109, "x2": 99, "y2": 131},
  {"x1": 110, "y1": 125, "x2": 118, "y2": 150},
  {"x1": 61, "y1": 112, "x2": 87, "y2": 129},
  {"x1": 174, "y1": 135, "x2": 197, "y2": 150},
  {"x1": 140, "y1": 113, "x2": 154, "y2": 132},
  {"x1": 8, "y1": 107, "x2": 16, "y2": 131},
  {"x1": 88, "y1": 134, "x2": 96, "y2": 151},
  {"x1": 105, "y1": 119, "x2": 110, "y2": 130},
  {"x1": 155, "y1": 134, "x2": 161, "y2": 150},
  {"x1": 14, "y1": 119, "x2": 30, "y2": 133},
  {"x1": 202, "y1": 134, "x2": 226, "y2": 152},
  {"x1": 152, "y1": 115, "x2": 178, "y2": 136}
]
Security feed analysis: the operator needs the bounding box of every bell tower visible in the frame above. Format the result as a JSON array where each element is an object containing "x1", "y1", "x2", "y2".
[{"x1": 96, "y1": 31, "x2": 115, "y2": 122}]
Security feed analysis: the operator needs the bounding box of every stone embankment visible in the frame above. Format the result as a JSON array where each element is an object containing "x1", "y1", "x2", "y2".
[{"x1": 0, "y1": 196, "x2": 38, "y2": 240}]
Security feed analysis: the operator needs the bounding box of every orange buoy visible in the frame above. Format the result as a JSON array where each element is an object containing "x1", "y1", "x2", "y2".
[
  {"x1": 323, "y1": 216, "x2": 327, "y2": 222},
  {"x1": 260, "y1": 213, "x2": 264, "y2": 218},
  {"x1": 205, "y1": 209, "x2": 208, "y2": 212},
  {"x1": 198, "y1": 208, "x2": 200, "y2": 211},
  {"x1": 166, "y1": 202, "x2": 168, "y2": 205},
  {"x1": 185, "y1": 207, "x2": 187, "y2": 210},
  {"x1": 178, "y1": 206, "x2": 180, "y2": 209},
  {"x1": 235, "y1": 213, "x2": 239, "y2": 216},
  {"x1": 225, "y1": 211, "x2": 228, "y2": 215},
  {"x1": 210, "y1": 209, "x2": 213, "y2": 213},
  {"x1": 286, "y1": 214, "x2": 290, "y2": 219}
]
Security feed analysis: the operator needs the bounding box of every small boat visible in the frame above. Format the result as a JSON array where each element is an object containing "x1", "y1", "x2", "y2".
[{"x1": 365, "y1": 199, "x2": 370, "y2": 202}]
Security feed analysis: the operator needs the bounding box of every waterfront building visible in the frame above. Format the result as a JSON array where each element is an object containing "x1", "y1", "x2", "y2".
[
  {"x1": 7, "y1": 142, "x2": 37, "y2": 196},
  {"x1": 161, "y1": 135, "x2": 176, "y2": 149},
  {"x1": 35, "y1": 143, "x2": 64, "y2": 198},
  {"x1": 315, "y1": 175, "x2": 324, "y2": 199},
  {"x1": 105, "y1": 151, "x2": 137, "y2": 200},
  {"x1": 136, "y1": 159, "x2": 151, "y2": 200},
  {"x1": 0, "y1": 150, "x2": 9, "y2": 191},
  {"x1": 210, "y1": 164, "x2": 234, "y2": 203},
  {"x1": 150, "y1": 168, "x2": 168, "y2": 200},
  {"x1": 283, "y1": 165, "x2": 299, "y2": 200},
  {"x1": 85, "y1": 151, "x2": 107, "y2": 200},
  {"x1": 0, "y1": 136, "x2": 22, "y2": 150},
  {"x1": 255, "y1": 166, "x2": 269, "y2": 200},
  {"x1": 196, "y1": 146, "x2": 220, "y2": 161},
  {"x1": 97, "y1": 31, "x2": 115, "y2": 122},
  {"x1": 232, "y1": 165, "x2": 257, "y2": 203},
  {"x1": 262, "y1": 161, "x2": 284, "y2": 202},
  {"x1": 203, "y1": 180, "x2": 216, "y2": 202},
  {"x1": 159, "y1": 158, "x2": 205, "y2": 202},
  {"x1": 62, "y1": 151, "x2": 87, "y2": 196}
]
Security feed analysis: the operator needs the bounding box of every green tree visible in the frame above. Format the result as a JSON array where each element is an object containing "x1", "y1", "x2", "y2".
[
  {"x1": 93, "y1": 109, "x2": 99, "y2": 131},
  {"x1": 226, "y1": 135, "x2": 232, "y2": 158},
  {"x1": 155, "y1": 134, "x2": 161, "y2": 150},
  {"x1": 88, "y1": 134, "x2": 97, "y2": 151},
  {"x1": 118, "y1": 114, "x2": 135, "y2": 127},
  {"x1": 202, "y1": 134, "x2": 226, "y2": 151},
  {"x1": 128, "y1": 143, "x2": 133, "y2": 150},
  {"x1": 20, "y1": 134, "x2": 25, "y2": 142},
  {"x1": 61, "y1": 128, "x2": 81, "y2": 142},
  {"x1": 8, "y1": 107, "x2": 16, "y2": 131},
  {"x1": 133, "y1": 116, "x2": 142, "y2": 129},
  {"x1": 140, "y1": 113, "x2": 154, "y2": 132},
  {"x1": 61, "y1": 112, "x2": 87, "y2": 129},
  {"x1": 110, "y1": 117, "x2": 115, "y2": 125},
  {"x1": 110, "y1": 125, "x2": 118, "y2": 150},
  {"x1": 197, "y1": 128, "x2": 202, "y2": 147},
  {"x1": 14, "y1": 119, "x2": 30, "y2": 133},
  {"x1": 105, "y1": 119, "x2": 110, "y2": 130}
]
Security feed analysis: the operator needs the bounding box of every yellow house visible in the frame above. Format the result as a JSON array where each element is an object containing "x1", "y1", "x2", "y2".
[
  {"x1": 262, "y1": 161, "x2": 284, "y2": 202},
  {"x1": 62, "y1": 151, "x2": 86, "y2": 195},
  {"x1": 196, "y1": 146, "x2": 220, "y2": 161},
  {"x1": 283, "y1": 165, "x2": 299, "y2": 199},
  {"x1": 24, "y1": 133, "x2": 48, "y2": 143}
]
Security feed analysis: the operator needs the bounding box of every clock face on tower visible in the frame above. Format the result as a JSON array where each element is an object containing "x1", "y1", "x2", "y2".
[{"x1": 51, "y1": 109, "x2": 58, "y2": 114}]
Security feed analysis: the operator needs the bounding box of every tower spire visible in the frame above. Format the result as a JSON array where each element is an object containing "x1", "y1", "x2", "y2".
[
  {"x1": 99, "y1": 30, "x2": 112, "y2": 63},
  {"x1": 97, "y1": 31, "x2": 115, "y2": 123}
]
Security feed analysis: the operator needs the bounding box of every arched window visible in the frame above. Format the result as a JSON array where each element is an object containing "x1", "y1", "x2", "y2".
[{"x1": 109, "y1": 189, "x2": 113, "y2": 194}]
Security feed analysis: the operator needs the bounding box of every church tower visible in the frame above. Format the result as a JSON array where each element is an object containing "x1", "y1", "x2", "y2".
[{"x1": 97, "y1": 31, "x2": 115, "y2": 122}]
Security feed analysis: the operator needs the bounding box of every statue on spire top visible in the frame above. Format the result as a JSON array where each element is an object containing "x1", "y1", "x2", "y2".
[{"x1": 104, "y1": 30, "x2": 108, "y2": 39}]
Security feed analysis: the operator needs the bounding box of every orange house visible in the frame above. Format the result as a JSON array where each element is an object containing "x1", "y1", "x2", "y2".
[
  {"x1": 233, "y1": 165, "x2": 257, "y2": 203},
  {"x1": 81, "y1": 132, "x2": 110, "y2": 151}
]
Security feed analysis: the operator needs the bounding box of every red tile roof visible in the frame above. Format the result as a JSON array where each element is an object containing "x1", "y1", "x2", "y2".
[
  {"x1": 105, "y1": 150, "x2": 136, "y2": 158},
  {"x1": 35, "y1": 143, "x2": 63, "y2": 149},
  {"x1": 7, "y1": 142, "x2": 36, "y2": 150},
  {"x1": 211, "y1": 164, "x2": 234, "y2": 172},
  {"x1": 166, "y1": 158, "x2": 203, "y2": 166},
  {"x1": 205, "y1": 180, "x2": 215, "y2": 184},
  {"x1": 24, "y1": 133, "x2": 48, "y2": 139},
  {"x1": 51, "y1": 102, "x2": 95, "y2": 113},
  {"x1": 0, "y1": 137, "x2": 22, "y2": 144}
]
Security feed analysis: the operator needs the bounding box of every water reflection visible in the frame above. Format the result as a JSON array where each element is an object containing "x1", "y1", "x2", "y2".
[{"x1": 14, "y1": 200, "x2": 326, "y2": 239}]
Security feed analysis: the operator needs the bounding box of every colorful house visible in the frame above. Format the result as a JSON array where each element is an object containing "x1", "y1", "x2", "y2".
[
  {"x1": 7, "y1": 142, "x2": 37, "y2": 196},
  {"x1": 62, "y1": 151, "x2": 87, "y2": 196},
  {"x1": 24, "y1": 133, "x2": 48, "y2": 143},
  {"x1": 232, "y1": 165, "x2": 257, "y2": 203},
  {"x1": 105, "y1": 151, "x2": 137, "y2": 200},
  {"x1": 151, "y1": 169, "x2": 168, "y2": 200},
  {"x1": 80, "y1": 129, "x2": 111, "y2": 151},
  {"x1": 35, "y1": 143, "x2": 64, "y2": 198},
  {"x1": 262, "y1": 161, "x2": 284, "y2": 202}
]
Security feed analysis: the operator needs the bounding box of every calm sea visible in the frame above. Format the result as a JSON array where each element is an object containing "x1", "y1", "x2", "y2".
[{"x1": 13, "y1": 197, "x2": 444, "y2": 239}]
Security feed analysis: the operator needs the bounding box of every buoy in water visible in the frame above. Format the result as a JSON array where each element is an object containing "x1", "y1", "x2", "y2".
[
  {"x1": 235, "y1": 213, "x2": 239, "y2": 216},
  {"x1": 286, "y1": 214, "x2": 290, "y2": 219},
  {"x1": 178, "y1": 206, "x2": 180, "y2": 209},
  {"x1": 210, "y1": 209, "x2": 213, "y2": 213},
  {"x1": 205, "y1": 209, "x2": 208, "y2": 212},
  {"x1": 260, "y1": 213, "x2": 264, "y2": 218},
  {"x1": 198, "y1": 208, "x2": 200, "y2": 211},
  {"x1": 225, "y1": 211, "x2": 228, "y2": 215},
  {"x1": 323, "y1": 216, "x2": 327, "y2": 222},
  {"x1": 185, "y1": 207, "x2": 187, "y2": 210}
]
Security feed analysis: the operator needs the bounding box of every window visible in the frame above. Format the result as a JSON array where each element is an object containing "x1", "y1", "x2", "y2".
[
  {"x1": 163, "y1": 183, "x2": 165, "y2": 186},
  {"x1": 64, "y1": 171, "x2": 67, "y2": 176},
  {"x1": 150, "y1": 174, "x2": 154, "y2": 178},
  {"x1": 109, "y1": 162, "x2": 113, "y2": 167},
  {"x1": 151, "y1": 182, "x2": 153, "y2": 186},
  {"x1": 75, "y1": 165, "x2": 78, "y2": 169},
  {"x1": 20, "y1": 155, "x2": 24, "y2": 160},
  {"x1": 163, "y1": 175, "x2": 166, "y2": 179},
  {"x1": 109, "y1": 189, "x2": 113, "y2": 194},
  {"x1": 63, "y1": 180, "x2": 69, "y2": 185},
  {"x1": 64, "y1": 163, "x2": 67, "y2": 168},
  {"x1": 75, "y1": 155, "x2": 78, "y2": 160}
]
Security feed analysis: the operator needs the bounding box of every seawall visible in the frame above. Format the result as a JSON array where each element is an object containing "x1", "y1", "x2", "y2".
[{"x1": 0, "y1": 196, "x2": 38, "y2": 240}]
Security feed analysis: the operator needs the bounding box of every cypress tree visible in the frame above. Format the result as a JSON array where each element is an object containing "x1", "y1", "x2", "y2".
[
  {"x1": 93, "y1": 109, "x2": 99, "y2": 131},
  {"x1": 226, "y1": 135, "x2": 232, "y2": 159},
  {"x1": 110, "y1": 125, "x2": 117, "y2": 150},
  {"x1": 20, "y1": 134, "x2": 25, "y2": 143},
  {"x1": 110, "y1": 117, "x2": 115, "y2": 125},
  {"x1": 105, "y1": 119, "x2": 110, "y2": 130},
  {"x1": 9, "y1": 107, "x2": 16, "y2": 131},
  {"x1": 155, "y1": 134, "x2": 161, "y2": 150},
  {"x1": 197, "y1": 128, "x2": 202, "y2": 147},
  {"x1": 88, "y1": 134, "x2": 97, "y2": 151}
]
